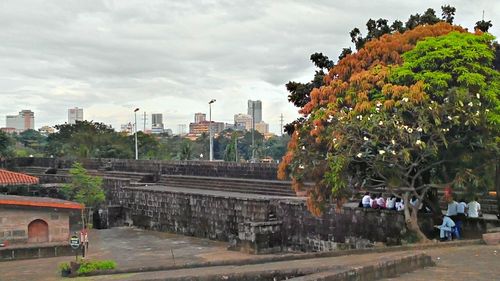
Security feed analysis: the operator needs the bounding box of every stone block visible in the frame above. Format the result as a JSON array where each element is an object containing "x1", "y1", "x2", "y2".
[{"x1": 482, "y1": 232, "x2": 500, "y2": 245}]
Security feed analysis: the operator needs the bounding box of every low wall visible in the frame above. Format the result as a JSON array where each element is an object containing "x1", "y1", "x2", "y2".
[
  {"x1": 9, "y1": 158, "x2": 280, "y2": 180},
  {"x1": 110, "y1": 186, "x2": 430, "y2": 250},
  {"x1": 0, "y1": 244, "x2": 74, "y2": 262}
]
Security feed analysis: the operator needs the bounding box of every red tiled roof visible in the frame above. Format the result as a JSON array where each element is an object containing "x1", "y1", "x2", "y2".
[
  {"x1": 0, "y1": 169, "x2": 39, "y2": 185},
  {"x1": 0, "y1": 195, "x2": 83, "y2": 210}
]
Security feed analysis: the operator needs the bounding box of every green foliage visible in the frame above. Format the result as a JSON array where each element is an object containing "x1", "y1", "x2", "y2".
[
  {"x1": 61, "y1": 162, "x2": 105, "y2": 208},
  {"x1": 0, "y1": 131, "x2": 14, "y2": 158},
  {"x1": 76, "y1": 259, "x2": 117, "y2": 275},
  {"x1": 59, "y1": 262, "x2": 70, "y2": 272}
]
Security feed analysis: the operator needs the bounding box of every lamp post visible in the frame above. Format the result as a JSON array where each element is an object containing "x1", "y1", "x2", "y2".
[
  {"x1": 134, "y1": 108, "x2": 139, "y2": 160},
  {"x1": 251, "y1": 105, "x2": 255, "y2": 162},
  {"x1": 208, "y1": 99, "x2": 216, "y2": 161}
]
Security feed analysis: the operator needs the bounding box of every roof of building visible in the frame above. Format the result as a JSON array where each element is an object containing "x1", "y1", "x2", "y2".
[
  {"x1": 0, "y1": 169, "x2": 39, "y2": 185},
  {"x1": 0, "y1": 194, "x2": 84, "y2": 210}
]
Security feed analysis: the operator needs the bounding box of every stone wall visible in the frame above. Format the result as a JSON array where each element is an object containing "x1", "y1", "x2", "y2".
[
  {"x1": 9, "y1": 157, "x2": 280, "y2": 180},
  {"x1": 109, "y1": 186, "x2": 424, "y2": 250},
  {"x1": 0, "y1": 244, "x2": 74, "y2": 261}
]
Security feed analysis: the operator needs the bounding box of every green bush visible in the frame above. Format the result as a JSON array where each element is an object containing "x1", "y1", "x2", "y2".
[
  {"x1": 76, "y1": 259, "x2": 117, "y2": 275},
  {"x1": 58, "y1": 262, "x2": 70, "y2": 272}
]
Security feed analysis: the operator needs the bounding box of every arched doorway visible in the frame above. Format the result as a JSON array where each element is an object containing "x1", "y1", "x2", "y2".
[{"x1": 28, "y1": 219, "x2": 49, "y2": 243}]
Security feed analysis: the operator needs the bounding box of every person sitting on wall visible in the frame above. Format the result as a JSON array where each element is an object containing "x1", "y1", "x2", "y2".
[
  {"x1": 436, "y1": 215, "x2": 457, "y2": 241},
  {"x1": 376, "y1": 193, "x2": 386, "y2": 209},
  {"x1": 386, "y1": 195, "x2": 396, "y2": 210},
  {"x1": 395, "y1": 198, "x2": 404, "y2": 211},
  {"x1": 370, "y1": 194, "x2": 379, "y2": 209},
  {"x1": 361, "y1": 192, "x2": 371, "y2": 208}
]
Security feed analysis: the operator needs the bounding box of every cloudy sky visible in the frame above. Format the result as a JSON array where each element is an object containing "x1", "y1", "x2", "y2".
[{"x1": 1, "y1": 0, "x2": 498, "y2": 134}]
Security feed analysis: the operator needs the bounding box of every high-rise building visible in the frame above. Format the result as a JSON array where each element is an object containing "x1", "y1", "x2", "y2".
[
  {"x1": 194, "y1": 113, "x2": 206, "y2": 123},
  {"x1": 247, "y1": 100, "x2": 262, "y2": 124},
  {"x1": 68, "y1": 107, "x2": 84, "y2": 124},
  {"x1": 6, "y1": 110, "x2": 34, "y2": 133},
  {"x1": 151, "y1": 113, "x2": 164, "y2": 134},
  {"x1": 234, "y1": 113, "x2": 253, "y2": 130}
]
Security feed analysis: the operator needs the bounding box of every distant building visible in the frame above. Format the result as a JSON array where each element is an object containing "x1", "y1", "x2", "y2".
[
  {"x1": 189, "y1": 121, "x2": 224, "y2": 135},
  {"x1": 255, "y1": 121, "x2": 269, "y2": 134},
  {"x1": 225, "y1": 123, "x2": 246, "y2": 131},
  {"x1": 234, "y1": 113, "x2": 253, "y2": 130},
  {"x1": 120, "y1": 123, "x2": 133, "y2": 135},
  {"x1": 38, "y1": 126, "x2": 55, "y2": 136},
  {"x1": 247, "y1": 100, "x2": 262, "y2": 124},
  {"x1": 194, "y1": 113, "x2": 206, "y2": 123},
  {"x1": 0, "y1": 127, "x2": 16, "y2": 134},
  {"x1": 151, "y1": 113, "x2": 164, "y2": 134},
  {"x1": 68, "y1": 107, "x2": 83, "y2": 124},
  {"x1": 6, "y1": 110, "x2": 34, "y2": 133}
]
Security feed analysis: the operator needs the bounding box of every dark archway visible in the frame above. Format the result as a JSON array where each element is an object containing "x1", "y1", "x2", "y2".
[{"x1": 28, "y1": 219, "x2": 49, "y2": 243}]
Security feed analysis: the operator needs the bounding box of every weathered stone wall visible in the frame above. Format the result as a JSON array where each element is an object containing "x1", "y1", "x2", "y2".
[
  {"x1": 110, "y1": 186, "x2": 419, "y2": 250},
  {"x1": 9, "y1": 157, "x2": 280, "y2": 180}
]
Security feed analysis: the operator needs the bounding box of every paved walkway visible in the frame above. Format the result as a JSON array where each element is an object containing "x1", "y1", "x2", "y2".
[
  {"x1": 382, "y1": 244, "x2": 500, "y2": 281},
  {"x1": 0, "y1": 227, "x2": 252, "y2": 281},
  {"x1": 77, "y1": 244, "x2": 500, "y2": 281}
]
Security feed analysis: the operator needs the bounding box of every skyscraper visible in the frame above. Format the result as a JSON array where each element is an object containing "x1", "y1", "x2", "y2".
[
  {"x1": 247, "y1": 100, "x2": 262, "y2": 123},
  {"x1": 151, "y1": 113, "x2": 164, "y2": 134},
  {"x1": 68, "y1": 107, "x2": 83, "y2": 124},
  {"x1": 6, "y1": 110, "x2": 34, "y2": 133}
]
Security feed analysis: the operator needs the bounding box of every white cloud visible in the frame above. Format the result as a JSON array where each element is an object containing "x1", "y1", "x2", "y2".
[{"x1": 0, "y1": 0, "x2": 498, "y2": 133}]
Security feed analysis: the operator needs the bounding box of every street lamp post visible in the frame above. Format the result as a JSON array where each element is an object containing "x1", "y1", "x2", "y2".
[
  {"x1": 208, "y1": 99, "x2": 216, "y2": 161},
  {"x1": 134, "y1": 108, "x2": 139, "y2": 160},
  {"x1": 251, "y1": 105, "x2": 255, "y2": 162}
]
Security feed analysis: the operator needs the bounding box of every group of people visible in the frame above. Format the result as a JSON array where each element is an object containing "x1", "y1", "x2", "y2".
[
  {"x1": 359, "y1": 192, "x2": 408, "y2": 211},
  {"x1": 438, "y1": 197, "x2": 481, "y2": 241},
  {"x1": 359, "y1": 192, "x2": 483, "y2": 242}
]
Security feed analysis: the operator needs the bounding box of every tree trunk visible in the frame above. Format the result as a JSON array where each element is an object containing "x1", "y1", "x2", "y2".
[
  {"x1": 496, "y1": 160, "x2": 499, "y2": 216},
  {"x1": 403, "y1": 192, "x2": 430, "y2": 243}
]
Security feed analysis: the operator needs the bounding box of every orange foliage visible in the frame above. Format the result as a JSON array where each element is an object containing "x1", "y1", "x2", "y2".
[{"x1": 299, "y1": 22, "x2": 465, "y2": 115}]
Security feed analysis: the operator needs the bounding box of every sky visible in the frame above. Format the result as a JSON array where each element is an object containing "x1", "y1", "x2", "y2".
[{"x1": 0, "y1": 0, "x2": 498, "y2": 134}]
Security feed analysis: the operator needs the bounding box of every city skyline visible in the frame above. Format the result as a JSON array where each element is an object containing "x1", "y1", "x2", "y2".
[{"x1": 0, "y1": 1, "x2": 498, "y2": 134}]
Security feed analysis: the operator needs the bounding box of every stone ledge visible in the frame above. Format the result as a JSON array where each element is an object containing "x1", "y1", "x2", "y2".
[
  {"x1": 287, "y1": 254, "x2": 434, "y2": 281},
  {"x1": 482, "y1": 232, "x2": 500, "y2": 245},
  {"x1": 80, "y1": 239, "x2": 479, "y2": 277}
]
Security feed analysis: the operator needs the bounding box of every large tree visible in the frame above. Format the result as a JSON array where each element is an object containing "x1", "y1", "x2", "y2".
[{"x1": 279, "y1": 22, "x2": 499, "y2": 241}]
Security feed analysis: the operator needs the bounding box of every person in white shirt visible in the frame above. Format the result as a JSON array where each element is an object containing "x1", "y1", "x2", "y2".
[
  {"x1": 438, "y1": 215, "x2": 456, "y2": 241},
  {"x1": 361, "y1": 192, "x2": 371, "y2": 208},
  {"x1": 467, "y1": 197, "x2": 481, "y2": 218},
  {"x1": 395, "y1": 198, "x2": 404, "y2": 211},
  {"x1": 386, "y1": 195, "x2": 396, "y2": 210}
]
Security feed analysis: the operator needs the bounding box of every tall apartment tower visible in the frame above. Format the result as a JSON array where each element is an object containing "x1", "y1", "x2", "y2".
[
  {"x1": 194, "y1": 113, "x2": 206, "y2": 123},
  {"x1": 6, "y1": 110, "x2": 35, "y2": 133},
  {"x1": 68, "y1": 107, "x2": 83, "y2": 124},
  {"x1": 151, "y1": 113, "x2": 164, "y2": 134},
  {"x1": 247, "y1": 100, "x2": 262, "y2": 123}
]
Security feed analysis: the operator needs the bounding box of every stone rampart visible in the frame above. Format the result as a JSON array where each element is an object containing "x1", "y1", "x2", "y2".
[
  {"x1": 9, "y1": 157, "x2": 279, "y2": 180},
  {"x1": 109, "y1": 186, "x2": 424, "y2": 251}
]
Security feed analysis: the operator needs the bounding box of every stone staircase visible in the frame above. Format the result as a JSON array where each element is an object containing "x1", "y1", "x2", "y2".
[
  {"x1": 19, "y1": 167, "x2": 152, "y2": 184},
  {"x1": 158, "y1": 175, "x2": 297, "y2": 197}
]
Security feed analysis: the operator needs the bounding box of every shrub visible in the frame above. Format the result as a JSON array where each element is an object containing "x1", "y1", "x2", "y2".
[
  {"x1": 76, "y1": 259, "x2": 117, "y2": 275},
  {"x1": 58, "y1": 262, "x2": 70, "y2": 272}
]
